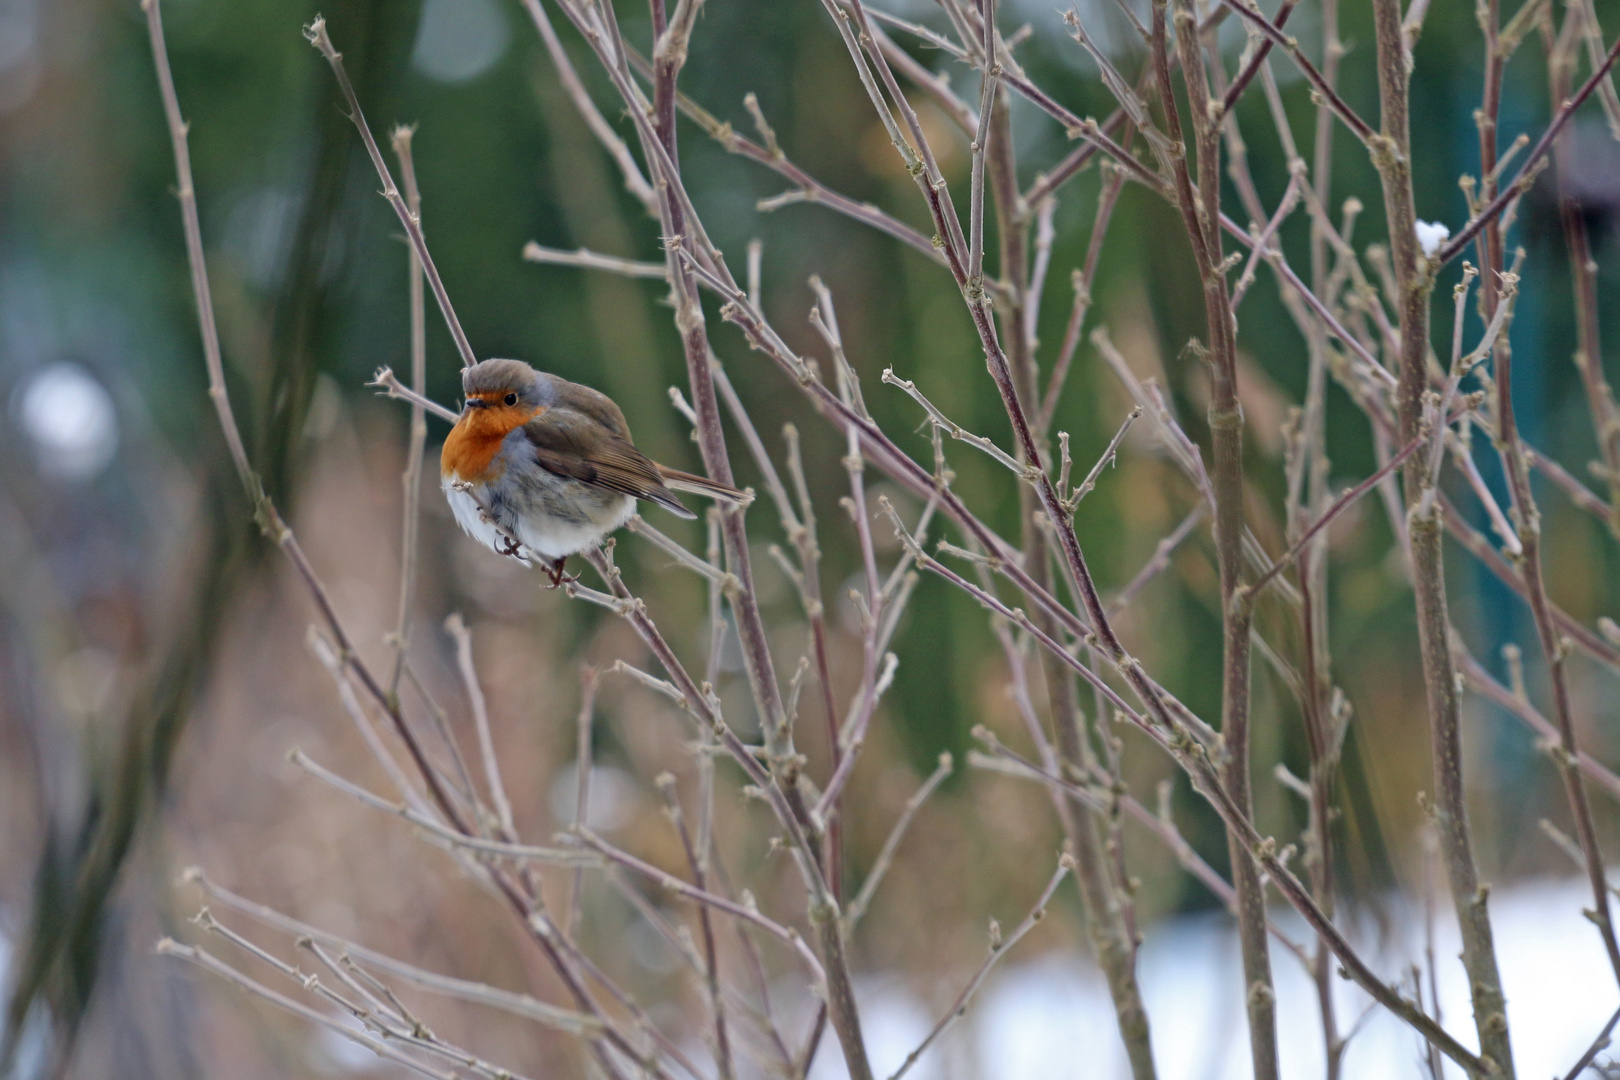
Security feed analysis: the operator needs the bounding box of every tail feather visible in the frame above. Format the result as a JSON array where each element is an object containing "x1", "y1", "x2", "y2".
[
  {"x1": 643, "y1": 487, "x2": 698, "y2": 520},
  {"x1": 655, "y1": 466, "x2": 754, "y2": 507}
]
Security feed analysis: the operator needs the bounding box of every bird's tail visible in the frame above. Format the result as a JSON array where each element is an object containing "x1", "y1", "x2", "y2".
[{"x1": 656, "y1": 466, "x2": 754, "y2": 507}]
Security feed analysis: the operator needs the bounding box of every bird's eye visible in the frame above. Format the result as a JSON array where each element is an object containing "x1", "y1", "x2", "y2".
[{"x1": 503, "y1": 393, "x2": 518, "y2": 407}]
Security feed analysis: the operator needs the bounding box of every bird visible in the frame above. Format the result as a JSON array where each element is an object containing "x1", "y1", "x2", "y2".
[{"x1": 440, "y1": 358, "x2": 749, "y2": 586}]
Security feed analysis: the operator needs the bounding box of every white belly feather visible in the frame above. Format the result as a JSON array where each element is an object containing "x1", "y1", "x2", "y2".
[
  {"x1": 442, "y1": 472, "x2": 636, "y2": 562},
  {"x1": 443, "y1": 476, "x2": 516, "y2": 557}
]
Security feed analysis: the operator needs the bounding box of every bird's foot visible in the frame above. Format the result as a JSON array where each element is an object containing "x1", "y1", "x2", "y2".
[
  {"x1": 495, "y1": 535, "x2": 524, "y2": 559},
  {"x1": 545, "y1": 558, "x2": 580, "y2": 589}
]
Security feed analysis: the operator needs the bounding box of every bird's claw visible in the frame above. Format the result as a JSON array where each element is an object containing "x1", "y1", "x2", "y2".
[
  {"x1": 545, "y1": 559, "x2": 579, "y2": 589},
  {"x1": 495, "y1": 536, "x2": 524, "y2": 559}
]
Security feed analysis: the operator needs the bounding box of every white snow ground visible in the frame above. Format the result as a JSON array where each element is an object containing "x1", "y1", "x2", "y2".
[{"x1": 808, "y1": 877, "x2": 1617, "y2": 1079}]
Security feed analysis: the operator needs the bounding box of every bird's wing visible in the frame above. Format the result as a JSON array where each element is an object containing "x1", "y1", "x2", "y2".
[
  {"x1": 554, "y1": 377, "x2": 633, "y2": 438},
  {"x1": 520, "y1": 409, "x2": 696, "y2": 519}
]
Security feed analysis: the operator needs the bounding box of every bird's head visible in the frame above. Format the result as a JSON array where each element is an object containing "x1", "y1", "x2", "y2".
[{"x1": 459, "y1": 358, "x2": 552, "y2": 422}]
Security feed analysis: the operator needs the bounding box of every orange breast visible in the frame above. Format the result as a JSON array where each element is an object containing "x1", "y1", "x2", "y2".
[{"x1": 440, "y1": 405, "x2": 542, "y2": 481}]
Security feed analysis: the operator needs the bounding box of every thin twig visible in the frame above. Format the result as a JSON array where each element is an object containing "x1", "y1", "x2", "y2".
[
  {"x1": 1252, "y1": 408, "x2": 1464, "y2": 598},
  {"x1": 1063, "y1": 407, "x2": 1141, "y2": 511},
  {"x1": 1109, "y1": 505, "x2": 1206, "y2": 614},
  {"x1": 522, "y1": 242, "x2": 670, "y2": 280},
  {"x1": 1437, "y1": 30, "x2": 1620, "y2": 265},
  {"x1": 888, "y1": 858, "x2": 1073, "y2": 1080},
  {"x1": 656, "y1": 776, "x2": 734, "y2": 1080},
  {"x1": 1039, "y1": 166, "x2": 1125, "y2": 432},
  {"x1": 571, "y1": 828, "x2": 826, "y2": 984},
  {"x1": 306, "y1": 18, "x2": 477, "y2": 369},
  {"x1": 445, "y1": 614, "x2": 517, "y2": 838},
  {"x1": 1217, "y1": 0, "x2": 1375, "y2": 144},
  {"x1": 291, "y1": 750, "x2": 592, "y2": 866},
  {"x1": 157, "y1": 941, "x2": 461, "y2": 1080},
  {"x1": 881, "y1": 368, "x2": 1024, "y2": 475},
  {"x1": 387, "y1": 125, "x2": 427, "y2": 700},
  {"x1": 370, "y1": 367, "x2": 460, "y2": 424},
  {"x1": 844, "y1": 753, "x2": 954, "y2": 928},
  {"x1": 516, "y1": 0, "x2": 656, "y2": 209},
  {"x1": 1560, "y1": 1003, "x2": 1620, "y2": 1080},
  {"x1": 568, "y1": 668, "x2": 598, "y2": 940}
]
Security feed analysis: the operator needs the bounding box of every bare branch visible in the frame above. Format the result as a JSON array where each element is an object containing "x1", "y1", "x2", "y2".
[{"x1": 889, "y1": 858, "x2": 1073, "y2": 1080}]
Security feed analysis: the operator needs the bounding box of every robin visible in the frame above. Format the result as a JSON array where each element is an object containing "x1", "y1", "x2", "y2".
[{"x1": 441, "y1": 358, "x2": 748, "y2": 586}]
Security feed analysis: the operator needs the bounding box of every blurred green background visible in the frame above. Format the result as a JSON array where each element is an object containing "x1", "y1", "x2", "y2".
[{"x1": 3, "y1": 0, "x2": 1620, "y2": 1075}]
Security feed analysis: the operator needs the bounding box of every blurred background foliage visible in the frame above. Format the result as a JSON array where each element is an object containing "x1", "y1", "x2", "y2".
[{"x1": 2, "y1": 0, "x2": 1620, "y2": 1074}]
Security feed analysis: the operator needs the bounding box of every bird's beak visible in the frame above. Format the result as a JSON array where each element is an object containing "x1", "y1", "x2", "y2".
[{"x1": 463, "y1": 397, "x2": 488, "y2": 411}]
